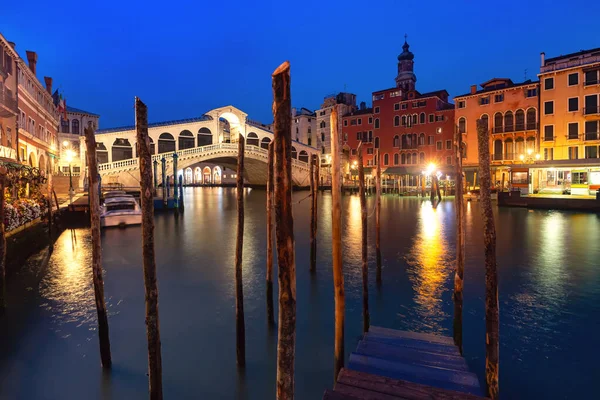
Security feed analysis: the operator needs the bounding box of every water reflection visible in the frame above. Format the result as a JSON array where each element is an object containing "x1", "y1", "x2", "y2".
[{"x1": 406, "y1": 201, "x2": 450, "y2": 333}]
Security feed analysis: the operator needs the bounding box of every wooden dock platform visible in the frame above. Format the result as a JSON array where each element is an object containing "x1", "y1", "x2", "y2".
[{"x1": 324, "y1": 326, "x2": 487, "y2": 399}]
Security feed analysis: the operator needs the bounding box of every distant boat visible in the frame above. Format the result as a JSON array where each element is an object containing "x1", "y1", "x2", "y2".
[{"x1": 101, "y1": 192, "x2": 142, "y2": 228}]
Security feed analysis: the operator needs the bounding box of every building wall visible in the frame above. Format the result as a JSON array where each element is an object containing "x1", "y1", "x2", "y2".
[
  {"x1": 292, "y1": 108, "x2": 316, "y2": 146},
  {"x1": 0, "y1": 35, "x2": 18, "y2": 160},
  {"x1": 315, "y1": 93, "x2": 357, "y2": 162},
  {"x1": 455, "y1": 82, "x2": 539, "y2": 167},
  {"x1": 57, "y1": 110, "x2": 100, "y2": 176},
  {"x1": 539, "y1": 58, "x2": 600, "y2": 161}
]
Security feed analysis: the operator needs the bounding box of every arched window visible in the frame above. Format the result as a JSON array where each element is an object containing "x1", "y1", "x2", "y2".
[
  {"x1": 504, "y1": 111, "x2": 514, "y2": 132},
  {"x1": 97, "y1": 142, "x2": 108, "y2": 164},
  {"x1": 394, "y1": 153, "x2": 399, "y2": 165},
  {"x1": 383, "y1": 153, "x2": 389, "y2": 165},
  {"x1": 246, "y1": 132, "x2": 259, "y2": 147},
  {"x1": 481, "y1": 114, "x2": 489, "y2": 131},
  {"x1": 71, "y1": 119, "x2": 79, "y2": 135},
  {"x1": 112, "y1": 138, "x2": 133, "y2": 162},
  {"x1": 401, "y1": 115, "x2": 407, "y2": 126},
  {"x1": 419, "y1": 152, "x2": 425, "y2": 164},
  {"x1": 374, "y1": 137, "x2": 380, "y2": 148},
  {"x1": 374, "y1": 118, "x2": 380, "y2": 129},
  {"x1": 298, "y1": 150, "x2": 309, "y2": 162},
  {"x1": 458, "y1": 117, "x2": 466, "y2": 134},
  {"x1": 515, "y1": 137, "x2": 525, "y2": 156},
  {"x1": 419, "y1": 112, "x2": 425, "y2": 124},
  {"x1": 394, "y1": 116, "x2": 400, "y2": 126},
  {"x1": 321, "y1": 132, "x2": 325, "y2": 142},
  {"x1": 494, "y1": 139, "x2": 503, "y2": 160},
  {"x1": 158, "y1": 132, "x2": 176, "y2": 153},
  {"x1": 320, "y1": 121, "x2": 326, "y2": 128},
  {"x1": 178, "y1": 130, "x2": 195, "y2": 150},
  {"x1": 494, "y1": 112, "x2": 503, "y2": 133},
  {"x1": 412, "y1": 114, "x2": 417, "y2": 125},
  {"x1": 504, "y1": 139, "x2": 514, "y2": 160},
  {"x1": 401, "y1": 153, "x2": 406, "y2": 164},
  {"x1": 322, "y1": 146, "x2": 326, "y2": 154},
  {"x1": 197, "y1": 127, "x2": 212, "y2": 146},
  {"x1": 515, "y1": 110, "x2": 525, "y2": 130},
  {"x1": 260, "y1": 137, "x2": 271, "y2": 149},
  {"x1": 411, "y1": 153, "x2": 418, "y2": 164},
  {"x1": 419, "y1": 133, "x2": 425, "y2": 146},
  {"x1": 393, "y1": 135, "x2": 399, "y2": 147},
  {"x1": 526, "y1": 108, "x2": 536, "y2": 130}
]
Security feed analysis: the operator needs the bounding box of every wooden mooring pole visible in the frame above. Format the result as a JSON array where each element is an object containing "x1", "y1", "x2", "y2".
[
  {"x1": 266, "y1": 141, "x2": 275, "y2": 324},
  {"x1": 235, "y1": 132, "x2": 246, "y2": 367},
  {"x1": 310, "y1": 154, "x2": 317, "y2": 273},
  {"x1": 272, "y1": 61, "x2": 297, "y2": 399},
  {"x1": 0, "y1": 169, "x2": 6, "y2": 310},
  {"x1": 357, "y1": 142, "x2": 369, "y2": 333},
  {"x1": 84, "y1": 123, "x2": 112, "y2": 369},
  {"x1": 477, "y1": 119, "x2": 499, "y2": 400},
  {"x1": 453, "y1": 126, "x2": 465, "y2": 354},
  {"x1": 135, "y1": 97, "x2": 163, "y2": 399},
  {"x1": 331, "y1": 107, "x2": 345, "y2": 382},
  {"x1": 375, "y1": 149, "x2": 382, "y2": 285}
]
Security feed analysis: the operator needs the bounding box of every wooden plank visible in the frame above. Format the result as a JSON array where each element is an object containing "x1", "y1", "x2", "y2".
[
  {"x1": 348, "y1": 354, "x2": 483, "y2": 397},
  {"x1": 338, "y1": 369, "x2": 488, "y2": 400},
  {"x1": 356, "y1": 340, "x2": 469, "y2": 372},
  {"x1": 369, "y1": 326, "x2": 455, "y2": 346},
  {"x1": 323, "y1": 389, "x2": 362, "y2": 400},
  {"x1": 364, "y1": 333, "x2": 461, "y2": 357},
  {"x1": 335, "y1": 383, "x2": 403, "y2": 400}
]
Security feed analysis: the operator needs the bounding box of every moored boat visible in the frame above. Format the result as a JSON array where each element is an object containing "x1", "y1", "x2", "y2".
[{"x1": 100, "y1": 194, "x2": 142, "y2": 228}]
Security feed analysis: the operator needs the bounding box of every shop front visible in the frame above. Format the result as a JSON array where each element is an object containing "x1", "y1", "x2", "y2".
[{"x1": 528, "y1": 160, "x2": 600, "y2": 196}]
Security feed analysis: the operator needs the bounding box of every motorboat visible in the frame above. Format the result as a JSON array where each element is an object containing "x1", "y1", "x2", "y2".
[{"x1": 100, "y1": 194, "x2": 142, "y2": 228}]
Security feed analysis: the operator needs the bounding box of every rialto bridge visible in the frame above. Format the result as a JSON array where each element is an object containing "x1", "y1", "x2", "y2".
[{"x1": 78, "y1": 106, "x2": 319, "y2": 187}]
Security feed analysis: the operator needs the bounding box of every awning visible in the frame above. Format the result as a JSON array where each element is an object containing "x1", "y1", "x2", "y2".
[{"x1": 351, "y1": 167, "x2": 373, "y2": 176}]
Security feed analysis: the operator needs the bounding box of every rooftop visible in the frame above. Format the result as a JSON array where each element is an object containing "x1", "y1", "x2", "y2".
[
  {"x1": 96, "y1": 115, "x2": 213, "y2": 134},
  {"x1": 67, "y1": 105, "x2": 100, "y2": 117},
  {"x1": 343, "y1": 108, "x2": 373, "y2": 118},
  {"x1": 545, "y1": 47, "x2": 600, "y2": 63},
  {"x1": 454, "y1": 79, "x2": 539, "y2": 99}
]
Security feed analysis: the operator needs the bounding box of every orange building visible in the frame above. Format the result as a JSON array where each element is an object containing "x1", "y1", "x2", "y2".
[{"x1": 454, "y1": 78, "x2": 540, "y2": 191}]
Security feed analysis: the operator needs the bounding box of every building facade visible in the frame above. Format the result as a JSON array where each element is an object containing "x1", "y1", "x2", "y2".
[
  {"x1": 15, "y1": 48, "x2": 59, "y2": 174},
  {"x1": 316, "y1": 92, "x2": 357, "y2": 164},
  {"x1": 0, "y1": 33, "x2": 18, "y2": 162},
  {"x1": 344, "y1": 40, "x2": 455, "y2": 182},
  {"x1": 454, "y1": 78, "x2": 540, "y2": 190},
  {"x1": 292, "y1": 107, "x2": 316, "y2": 146},
  {"x1": 57, "y1": 106, "x2": 100, "y2": 178}
]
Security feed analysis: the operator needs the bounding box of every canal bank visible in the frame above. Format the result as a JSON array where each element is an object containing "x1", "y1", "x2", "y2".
[{"x1": 1, "y1": 188, "x2": 599, "y2": 399}]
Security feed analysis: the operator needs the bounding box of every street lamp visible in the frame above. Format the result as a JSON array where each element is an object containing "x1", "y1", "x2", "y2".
[{"x1": 519, "y1": 148, "x2": 541, "y2": 163}]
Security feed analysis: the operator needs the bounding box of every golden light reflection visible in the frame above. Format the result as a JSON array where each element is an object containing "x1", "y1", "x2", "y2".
[{"x1": 406, "y1": 202, "x2": 450, "y2": 331}]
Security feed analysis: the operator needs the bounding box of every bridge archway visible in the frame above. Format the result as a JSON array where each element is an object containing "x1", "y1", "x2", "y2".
[
  {"x1": 198, "y1": 128, "x2": 212, "y2": 146},
  {"x1": 217, "y1": 110, "x2": 243, "y2": 143},
  {"x1": 213, "y1": 166, "x2": 222, "y2": 184},
  {"x1": 194, "y1": 167, "x2": 202, "y2": 183},
  {"x1": 179, "y1": 130, "x2": 195, "y2": 150},
  {"x1": 97, "y1": 143, "x2": 109, "y2": 163},
  {"x1": 185, "y1": 167, "x2": 193, "y2": 184},
  {"x1": 292, "y1": 146, "x2": 297, "y2": 159},
  {"x1": 158, "y1": 132, "x2": 176, "y2": 154},
  {"x1": 112, "y1": 138, "x2": 133, "y2": 162},
  {"x1": 299, "y1": 150, "x2": 309, "y2": 163},
  {"x1": 203, "y1": 166, "x2": 212, "y2": 184},
  {"x1": 247, "y1": 132, "x2": 259, "y2": 147},
  {"x1": 260, "y1": 137, "x2": 271, "y2": 149}
]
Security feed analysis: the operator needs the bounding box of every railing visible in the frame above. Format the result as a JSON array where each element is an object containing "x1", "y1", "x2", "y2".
[
  {"x1": 493, "y1": 154, "x2": 503, "y2": 161},
  {"x1": 543, "y1": 135, "x2": 555, "y2": 142},
  {"x1": 0, "y1": 88, "x2": 18, "y2": 114},
  {"x1": 567, "y1": 133, "x2": 579, "y2": 140},
  {"x1": 584, "y1": 78, "x2": 599, "y2": 86},
  {"x1": 504, "y1": 152, "x2": 515, "y2": 160},
  {"x1": 583, "y1": 106, "x2": 600, "y2": 115},
  {"x1": 584, "y1": 132, "x2": 600, "y2": 141},
  {"x1": 493, "y1": 127, "x2": 503, "y2": 133},
  {"x1": 494, "y1": 123, "x2": 537, "y2": 134},
  {"x1": 504, "y1": 125, "x2": 514, "y2": 133},
  {"x1": 515, "y1": 123, "x2": 525, "y2": 131},
  {"x1": 541, "y1": 55, "x2": 600, "y2": 73},
  {"x1": 526, "y1": 122, "x2": 538, "y2": 130}
]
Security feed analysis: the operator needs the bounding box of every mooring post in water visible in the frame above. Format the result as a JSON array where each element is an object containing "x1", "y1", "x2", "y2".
[
  {"x1": 161, "y1": 157, "x2": 167, "y2": 207},
  {"x1": 172, "y1": 153, "x2": 179, "y2": 214},
  {"x1": 476, "y1": 119, "x2": 499, "y2": 400},
  {"x1": 310, "y1": 154, "x2": 317, "y2": 273},
  {"x1": 0, "y1": 168, "x2": 7, "y2": 310},
  {"x1": 330, "y1": 107, "x2": 345, "y2": 382},
  {"x1": 153, "y1": 160, "x2": 158, "y2": 195},
  {"x1": 375, "y1": 149, "x2": 382, "y2": 285},
  {"x1": 235, "y1": 132, "x2": 246, "y2": 367},
  {"x1": 178, "y1": 175, "x2": 184, "y2": 211},
  {"x1": 357, "y1": 142, "x2": 369, "y2": 333},
  {"x1": 272, "y1": 61, "x2": 297, "y2": 400},
  {"x1": 83, "y1": 124, "x2": 112, "y2": 369},
  {"x1": 135, "y1": 98, "x2": 164, "y2": 399},
  {"x1": 266, "y1": 141, "x2": 275, "y2": 324},
  {"x1": 453, "y1": 126, "x2": 465, "y2": 354}
]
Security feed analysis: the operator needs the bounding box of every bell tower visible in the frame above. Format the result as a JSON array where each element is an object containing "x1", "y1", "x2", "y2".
[{"x1": 395, "y1": 35, "x2": 416, "y2": 92}]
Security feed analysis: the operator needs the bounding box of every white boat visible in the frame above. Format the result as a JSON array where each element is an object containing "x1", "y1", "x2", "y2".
[{"x1": 100, "y1": 194, "x2": 142, "y2": 228}]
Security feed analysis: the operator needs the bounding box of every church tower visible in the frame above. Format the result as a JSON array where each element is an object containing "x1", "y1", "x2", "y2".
[{"x1": 395, "y1": 36, "x2": 416, "y2": 92}]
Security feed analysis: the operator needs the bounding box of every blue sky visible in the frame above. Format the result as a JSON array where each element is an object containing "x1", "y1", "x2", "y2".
[{"x1": 2, "y1": 0, "x2": 599, "y2": 128}]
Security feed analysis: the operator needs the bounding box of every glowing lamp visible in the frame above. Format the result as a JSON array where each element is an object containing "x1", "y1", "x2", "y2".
[
  {"x1": 62, "y1": 140, "x2": 69, "y2": 147},
  {"x1": 519, "y1": 154, "x2": 525, "y2": 161},
  {"x1": 426, "y1": 163, "x2": 436, "y2": 176},
  {"x1": 535, "y1": 153, "x2": 541, "y2": 160}
]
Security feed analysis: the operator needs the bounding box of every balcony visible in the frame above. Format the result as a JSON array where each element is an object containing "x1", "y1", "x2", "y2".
[
  {"x1": 543, "y1": 135, "x2": 555, "y2": 142},
  {"x1": 493, "y1": 126, "x2": 503, "y2": 133},
  {"x1": 0, "y1": 88, "x2": 18, "y2": 117},
  {"x1": 526, "y1": 122, "x2": 538, "y2": 130},
  {"x1": 583, "y1": 106, "x2": 600, "y2": 116},
  {"x1": 584, "y1": 131, "x2": 600, "y2": 141}
]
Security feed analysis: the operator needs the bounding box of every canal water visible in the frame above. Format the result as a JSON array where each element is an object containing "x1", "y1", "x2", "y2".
[{"x1": 1, "y1": 188, "x2": 599, "y2": 399}]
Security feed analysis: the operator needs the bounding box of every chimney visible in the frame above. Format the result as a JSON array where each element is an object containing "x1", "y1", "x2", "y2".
[
  {"x1": 540, "y1": 52, "x2": 546, "y2": 67},
  {"x1": 25, "y1": 51, "x2": 37, "y2": 76},
  {"x1": 8, "y1": 41, "x2": 15, "y2": 49},
  {"x1": 470, "y1": 85, "x2": 477, "y2": 94},
  {"x1": 44, "y1": 77, "x2": 53, "y2": 94},
  {"x1": 360, "y1": 101, "x2": 366, "y2": 111}
]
